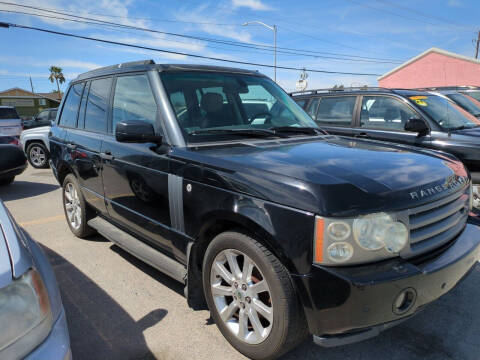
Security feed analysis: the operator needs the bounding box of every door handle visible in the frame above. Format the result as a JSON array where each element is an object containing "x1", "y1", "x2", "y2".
[
  {"x1": 66, "y1": 143, "x2": 77, "y2": 150},
  {"x1": 354, "y1": 133, "x2": 369, "y2": 138},
  {"x1": 100, "y1": 151, "x2": 114, "y2": 161}
]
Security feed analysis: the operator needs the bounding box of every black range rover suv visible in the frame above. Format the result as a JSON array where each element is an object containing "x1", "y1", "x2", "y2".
[
  {"x1": 49, "y1": 61, "x2": 480, "y2": 359},
  {"x1": 292, "y1": 87, "x2": 480, "y2": 215}
]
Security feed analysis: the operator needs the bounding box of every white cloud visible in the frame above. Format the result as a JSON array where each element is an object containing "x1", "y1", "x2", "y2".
[
  {"x1": 231, "y1": 0, "x2": 271, "y2": 11},
  {"x1": 448, "y1": 0, "x2": 461, "y2": 7}
]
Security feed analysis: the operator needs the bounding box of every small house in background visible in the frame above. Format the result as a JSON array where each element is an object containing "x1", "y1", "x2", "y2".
[
  {"x1": 378, "y1": 47, "x2": 480, "y2": 88},
  {"x1": 0, "y1": 87, "x2": 61, "y2": 118}
]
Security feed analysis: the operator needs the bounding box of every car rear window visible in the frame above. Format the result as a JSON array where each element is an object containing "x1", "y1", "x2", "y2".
[{"x1": 0, "y1": 108, "x2": 20, "y2": 120}]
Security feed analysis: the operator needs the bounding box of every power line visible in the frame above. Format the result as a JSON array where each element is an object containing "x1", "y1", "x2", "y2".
[
  {"x1": 0, "y1": 1, "x2": 403, "y2": 63},
  {"x1": 0, "y1": 21, "x2": 383, "y2": 76}
]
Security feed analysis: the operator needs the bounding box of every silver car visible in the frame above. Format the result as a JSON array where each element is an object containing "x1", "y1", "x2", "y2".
[
  {"x1": 0, "y1": 200, "x2": 71, "y2": 359},
  {"x1": 0, "y1": 107, "x2": 22, "y2": 137}
]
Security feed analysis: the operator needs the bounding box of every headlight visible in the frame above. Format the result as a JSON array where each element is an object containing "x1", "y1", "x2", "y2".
[
  {"x1": 0, "y1": 269, "x2": 53, "y2": 359},
  {"x1": 314, "y1": 213, "x2": 409, "y2": 266}
]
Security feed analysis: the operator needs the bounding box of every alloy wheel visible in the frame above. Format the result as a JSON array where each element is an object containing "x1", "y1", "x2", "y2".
[
  {"x1": 64, "y1": 183, "x2": 82, "y2": 230},
  {"x1": 29, "y1": 145, "x2": 46, "y2": 167},
  {"x1": 210, "y1": 249, "x2": 273, "y2": 344}
]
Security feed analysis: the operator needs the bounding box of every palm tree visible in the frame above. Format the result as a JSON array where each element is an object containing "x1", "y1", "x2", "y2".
[{"x1": 48, "y1": 66, "x2": 65, "y2": 96}]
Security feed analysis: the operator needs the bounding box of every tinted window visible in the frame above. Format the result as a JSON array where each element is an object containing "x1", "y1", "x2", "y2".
[
  {"x1": 49, "y1": 109, "x2": 58, "y2": 120},
  {"x1": 59, "y1": 83, "x2": 84, "y2": 127},
  {"x1": 464, "y1": 91, "x2": 480, "y2": 101},
  {"x1": 84, "y1": 78, "x2": 112, "y2": 133},
  {"x1": 305, "y1": 98, "x2": 319, "y2": 120},
  {"x1": 112, "y1": 75, "x2": 158, "y2": 132},
  {"x1": 316, "y1": 96, "x2": 356, "y2": 125},
  {"x1": 36, "y1": 111, "x2": 49, "y2": 120},
  {"x1": 294, "y1": 99, "x2": 306, "y2": 108},
  {"x1": 447, "y1": 93, "x2": 480, "y2": 116},
  {"x1": 360, "y1": 96, "x2": 417, "y2": 131},
  {"x1": 0, "y1": 108, "x2": 19, "y2": 120}
]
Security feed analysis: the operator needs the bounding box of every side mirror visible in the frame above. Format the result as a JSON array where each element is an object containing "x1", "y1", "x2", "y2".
[
  {"x1": 116, "y1": 120, "x2": 162, "y2": 144},
  {"x1": 404, "y1": 117, "x2": 429, "y2": 136}
]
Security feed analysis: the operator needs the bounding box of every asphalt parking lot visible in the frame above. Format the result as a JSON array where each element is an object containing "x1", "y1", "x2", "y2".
[{"x1": 1, "y1": 165, "x2": 479, "y2": 360}]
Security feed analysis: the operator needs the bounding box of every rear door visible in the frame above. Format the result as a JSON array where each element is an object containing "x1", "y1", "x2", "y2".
[
  {"x1": 0, "y1": 108, "x2": 22, "y2": 136},
  {"x1": 312, "y1": 95, "x2": 358, "y2": 136},
  {"x1": 352, "y1": 95, "x2": 431, "y2": 146},
  {"x1": 64, "y1": 77, "x2": 112, "y2": 213}
]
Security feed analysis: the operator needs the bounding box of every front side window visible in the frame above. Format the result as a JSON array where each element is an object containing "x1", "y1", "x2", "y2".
[
  {"x1": 36, "y1": 111, "x2": 49, "y2": 121},
  {"x1": 59, "y1": 83, "x2": 84, "y2": 128},
  {"x1": 49, "y1": 110, "x2": 58, "y2": 120},
  {"x1": 446, "y1": 93, "x2": 480, "y2": 117},
  {"x1": 407, "y1": 94, "x2": 480, "y2": 130},
  {"x1": 84, "y1": 77, "x2": 112, "y2": 133},
  {"x1": 360, "y1": 96, "x2": 417, "y2": 131},
  {"x1": 160, "y1": 71, "x2": 318, "y2": 143},
  {"x1": 112, "y1": 74, "x2": 158, "y2": 132},
  {"x1": 316, "y1": 96, "x2": 356, "y2": 125}
]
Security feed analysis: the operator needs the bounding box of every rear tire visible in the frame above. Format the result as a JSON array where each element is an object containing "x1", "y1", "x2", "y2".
[
  {"x1": 26, "y1": 142, "x2": 49, "y2": 169},
  {"x1": 203, "y1": 231, "x2": 308, "y2": 360},
  {"x1": 62, "y1": 174, "x2": 95, "y2": 238},
  {"x1": 0, "y1": 176, "x2": 14, "y2": 186}
]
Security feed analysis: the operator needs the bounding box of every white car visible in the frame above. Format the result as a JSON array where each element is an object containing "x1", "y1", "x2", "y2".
[
  {"x1": 20, "y1": 126, "x2": 50, "y2": 168},
  {"x1": 0, "y1": 106, "x2": 22, "y2": 137}
]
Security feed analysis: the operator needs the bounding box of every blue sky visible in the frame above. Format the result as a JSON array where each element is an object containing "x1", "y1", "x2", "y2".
[{"x1": 0, "y1": 0, "x2": 478, "y2": 93}]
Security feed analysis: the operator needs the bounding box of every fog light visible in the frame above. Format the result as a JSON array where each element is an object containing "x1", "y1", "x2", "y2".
[{"x1": 392, "y1": 288, "x2": 416, "y2": 315}]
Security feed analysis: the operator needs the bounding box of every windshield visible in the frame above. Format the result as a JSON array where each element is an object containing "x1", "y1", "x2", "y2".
[
  {"x1": 446, "y1": 93, "x2": 480, "y2": 117},
  {"x1": 0, "y1": 108, "x2": 19, "y2": 120},
  {"x1": 463, "y1": 90, "x2": 480, "y2": 102},
  {"x1": 407, "y1": 95, "x2": 480, "y2": 130},
  {"x1": 160, "y1": 71, "x2": 318, "y2": 143}
]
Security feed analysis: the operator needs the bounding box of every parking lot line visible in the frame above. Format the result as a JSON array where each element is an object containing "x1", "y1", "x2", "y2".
[{"x1": 19, "y1": 214, "x2": 65, "y2": 227}]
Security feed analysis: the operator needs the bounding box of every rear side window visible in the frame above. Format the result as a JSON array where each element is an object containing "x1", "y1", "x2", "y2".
[
  {"x1": 49, "y1": 110, "x2": 57, "y2": 120},
  {"x1": 316, "y1": 96, "x2": 356, "y2": 125},
  {"x1": 112, "y1": 74, "x2": 158, "y2": 132},
  {"x1": 294, "y1": 99, "x2": 306, "y2": 108},
  {"x1": 84, "y1": 77, "x2": 112, "y2": 133},
  {"x1": 305, "y1": 98, "x2": 320, "y2": 120},
  {"x1": 59, "y1": 83, "x2": 84, "y2": 128},
  {"x1": 0, "y1": 108, "x2": 19, "y2": 120}
]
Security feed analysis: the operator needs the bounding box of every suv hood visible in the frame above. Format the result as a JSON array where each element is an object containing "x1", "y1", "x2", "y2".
[{"x1": 180, "y1": 136, "x2": 469, "y2": 216}]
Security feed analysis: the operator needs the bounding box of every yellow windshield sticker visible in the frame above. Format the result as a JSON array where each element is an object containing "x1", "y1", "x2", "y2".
[
  {"x1": 409, "y1": 96, "x2": 427, "y2": 100},
  {"x1": 415, "y1": 99, "x2": 428, "y2": 106}
]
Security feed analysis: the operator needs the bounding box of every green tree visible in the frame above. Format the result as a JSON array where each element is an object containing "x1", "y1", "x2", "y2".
[{"x1": 48, "y1": 66, "x2": 65, "y2": 95}]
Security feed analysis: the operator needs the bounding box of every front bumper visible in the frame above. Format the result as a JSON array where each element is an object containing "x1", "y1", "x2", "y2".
[
  {"x1": 293, "y1": 222, "x2": 480, "y2": 345},
  {"x1": 0, "y1": 163, "x2": 27, "y2": 179}
]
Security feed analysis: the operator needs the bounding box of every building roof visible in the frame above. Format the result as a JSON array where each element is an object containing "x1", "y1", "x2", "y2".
[
  {"x1": 378, "y1": 47, "x2": 480, "y2": 81},
  {"x1": 0, "y1": 87, "x2": 61, "y2": 102}
]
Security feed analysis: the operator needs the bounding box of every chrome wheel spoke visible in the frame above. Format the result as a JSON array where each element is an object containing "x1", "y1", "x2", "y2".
[
  {"x1": 65, "y1": 203, "x2": 73, "y2": 211},
  {"x1": 238, "y1": 309, "x2": 248, "y2": 339},
  {"x1": 225, "y1": 251, "x2": 242, "y2": 279},
  {"x1": 215, "y1": 262, "x2": 234, "y2": 285},
  {"x1": 212, "y1": 284, "x2": 233, "y2": 297},
  {"x1": 220, "y1": 301, "x2": 238, "y2": 322},
  {"x1": 252, "y1": 298, "x2": 273, "y2": 322},
  {"x1": 250, "y1": 280, "x2": 268, "y2": 296},
  {"x1": 248, "y1": 308, "x2": 264, "y2": 338}
]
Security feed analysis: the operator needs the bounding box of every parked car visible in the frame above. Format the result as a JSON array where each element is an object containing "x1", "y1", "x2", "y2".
[
  {"x1": 421, "y1": 85, "x2": 480, "y2": 102},
  {"x1": 0, "y1": 200, "x2": 71, "y2": 359},
  {"x1": 291, "y1": 87, "x2": 480, "y2": 214},
  {"x1": 50, "y1": 61, "x2": 480, "y2": 360},
  {"x1": 0, "y1": 144, "x2": 27, "y2": 185},
  {"x1": 20, "y1": 126, "x2": 50, "y2": 169},
  {"x1": 22, "y1": 108, "x2": 57, "y2": 130},
  {"x1": 415, "y1": 88, "x2": 480, "y2": 119},
  {"x1": 0, "y1": 106, "x2": 22, "y2": 137}
]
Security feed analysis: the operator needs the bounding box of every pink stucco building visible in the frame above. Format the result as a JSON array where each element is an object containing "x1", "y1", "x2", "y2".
[{"x1": 378, "y1": 47, "x2": 480, "y2": 88}]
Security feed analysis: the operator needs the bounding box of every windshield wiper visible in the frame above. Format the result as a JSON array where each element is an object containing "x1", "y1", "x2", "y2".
[
  {"x1": 189, "y1": 128, "x2": 288, "y2": 138},
  {"x1": 268, "y1": 126, "x2": 328, "y2": 135}
]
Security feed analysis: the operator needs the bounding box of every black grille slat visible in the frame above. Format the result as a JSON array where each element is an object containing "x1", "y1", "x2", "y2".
[
  {"x1": 409, "y1": 195, "x2": 466, "y2": 230},
  {"x1": 410, "y1": 209, "x2": 465, "y2": 243}
]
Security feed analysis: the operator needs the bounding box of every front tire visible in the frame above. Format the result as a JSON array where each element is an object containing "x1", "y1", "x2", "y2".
[
  {"x1": 62, "y1": 174, "x2": 95, "y2": 238},
  {"x1": 203, "y1": 231, "x2": 308, "y2": 360},
  {"x1": 26, "y1": 142, "x2": 49, "y2": 168}
]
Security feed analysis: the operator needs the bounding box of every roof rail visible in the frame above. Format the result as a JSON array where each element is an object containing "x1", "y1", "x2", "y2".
[
  {"x1": 289, "y1": 86, "x2": 394, "y2": 96},
  {"x1": 413, "y1": 85, "x2": 480, "y2": 91},
  {"x1": 75, "y1": 60, "x2": 156, "y2": 80}
]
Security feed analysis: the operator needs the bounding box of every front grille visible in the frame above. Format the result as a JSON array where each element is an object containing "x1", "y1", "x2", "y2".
[{"x1": 403, "y1": 188, "x2": 469, "y2": 258}]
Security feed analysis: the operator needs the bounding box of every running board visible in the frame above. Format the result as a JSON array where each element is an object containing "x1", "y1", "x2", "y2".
[{"x1": 87, "y1": 217, "x2": 187, "y2": 284}]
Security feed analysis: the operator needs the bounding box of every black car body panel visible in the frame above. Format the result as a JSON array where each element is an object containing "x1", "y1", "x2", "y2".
[
  {"x1": 49, "y1": 62, "x2": 480, "y2": 345},
  {"x1": 0, "y1": 144, "x2": 27, "y2": 180}
]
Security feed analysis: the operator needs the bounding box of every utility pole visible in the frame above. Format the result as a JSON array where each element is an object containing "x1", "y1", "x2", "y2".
[
  {"x1": 243, "y1": 21, "x2": 277, "y2": 82},
  {"x1": 29, "y1": 76, "x2": 34, "y2": 93},
  {"x1": 475, "y1": 31, "x2": 480, "y2": 59}
]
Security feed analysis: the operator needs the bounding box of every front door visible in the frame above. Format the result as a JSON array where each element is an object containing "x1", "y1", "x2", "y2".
[{"x1": 101, "y1": 73, "x2": 175, "y2": 256}]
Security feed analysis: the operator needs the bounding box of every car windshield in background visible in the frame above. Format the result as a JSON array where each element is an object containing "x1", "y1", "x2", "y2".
[
  {"x1": 0, "y1": 108, "x2": 20, "y2": 120},
  {"x1": 463, "y1": 91, "x2": 480, "y2": 102},
  {"x1": 446, "y1": 93, "x2": 480, "y2": 117},
  {"x1": 408, "y1": 95, "x2": 480, "y2": 130},
  {"x1": 160, "y1": 71, "x2": 318, "y2": 143}
]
